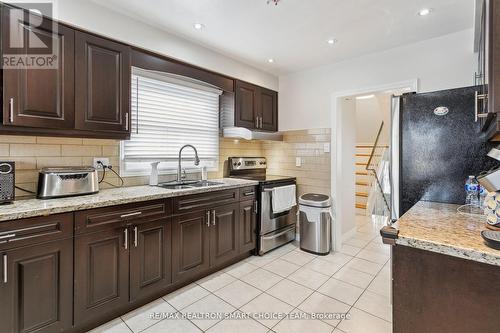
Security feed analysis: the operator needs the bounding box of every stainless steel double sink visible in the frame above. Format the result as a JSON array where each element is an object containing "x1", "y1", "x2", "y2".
[{"x1": 157, "y1": 180, "x2": 223, "y2": 190}]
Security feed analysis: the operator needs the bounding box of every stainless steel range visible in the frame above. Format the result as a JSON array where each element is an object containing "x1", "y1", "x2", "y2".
[{"x1": 228, "y1": 157, "x2": 297, "y2": 255}]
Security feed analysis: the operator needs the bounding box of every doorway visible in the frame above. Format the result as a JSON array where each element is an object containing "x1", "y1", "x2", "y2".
[{"x1": 330, "y1": 80, "x2": 417, "y2": 251}]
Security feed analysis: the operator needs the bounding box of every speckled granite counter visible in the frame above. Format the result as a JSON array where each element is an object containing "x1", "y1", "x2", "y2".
[
  {"x1": 0, "y1": 178, "x2": 258, "y2": 222},
  {"x1": 395, "y1": 201, "x2": 500, "y2": 266}
]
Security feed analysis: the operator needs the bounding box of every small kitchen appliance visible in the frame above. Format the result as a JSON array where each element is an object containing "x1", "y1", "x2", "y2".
[
  {"x1": 477, "y1": 145, "x2": 500, "y2": 192},
  {"x1": 228, "y1": 157, "x2": 297, "y2": 255},
  {"x1": 0, "y1": 161, "x2": 15, "y2": 204},
  {"x1": 37, "y1": 166, "x2": 99, "y2": 199}
]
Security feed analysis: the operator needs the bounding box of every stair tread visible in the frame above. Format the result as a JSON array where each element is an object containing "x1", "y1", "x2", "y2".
[
  {"x1": 356, "y1": 203, "x2": 367, "y2": 209},
  {"x1": 356, "y1": 181, "x2": 369, "y2": 186},
  {"x1": 356, "y1": 172, "x2": 368, "y2": 175},
  {"x1": 356, "y1": 192, "x2": 369, "y2": 197}
]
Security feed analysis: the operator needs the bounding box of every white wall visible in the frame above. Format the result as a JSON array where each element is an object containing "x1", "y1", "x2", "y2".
[
  {"x1": 279, "y1": 29, "x2": 475, "y2": 131},
  {"x1": 47, "y1": 0, "x2": 278, "y2": 90},
  {"x1": 333, "y1": 97, "x2": 357, "y2": 241},
  {"x1": 355, "y1": 94, "x2": 391, "y2": 144}
]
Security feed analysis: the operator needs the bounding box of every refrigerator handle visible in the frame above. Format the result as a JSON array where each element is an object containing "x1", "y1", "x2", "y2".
[{"x1": 475, "y1": 91, "x2": 488, "y2": 122}]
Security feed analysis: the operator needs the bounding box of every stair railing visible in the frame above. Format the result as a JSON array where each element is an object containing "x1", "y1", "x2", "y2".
[{"x1": 365, "y1": 122, "x2": 392, "y2": 217}]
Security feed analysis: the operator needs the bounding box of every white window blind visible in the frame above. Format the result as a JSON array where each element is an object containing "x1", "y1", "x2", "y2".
[{"x1": 120, "y1": 68, "x2": 222, "y2": 176}]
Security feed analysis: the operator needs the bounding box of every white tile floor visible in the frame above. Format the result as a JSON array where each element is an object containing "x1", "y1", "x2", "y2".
[{"x1": 89, "y1": 215, "x2": 392, "y2": 333}]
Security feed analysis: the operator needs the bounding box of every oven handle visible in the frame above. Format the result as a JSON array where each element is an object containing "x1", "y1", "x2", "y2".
[{"x1": 261, "y1": 226, "x2": 295, "y2": 240}]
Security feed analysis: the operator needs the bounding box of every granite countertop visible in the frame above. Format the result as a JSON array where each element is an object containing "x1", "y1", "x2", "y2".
[
  {"x1": 0, "y1": 178, "x2": 258, "y2": 222},
  {"x1": 395, "y1": 201, "x2": 500, "y2": 267}
]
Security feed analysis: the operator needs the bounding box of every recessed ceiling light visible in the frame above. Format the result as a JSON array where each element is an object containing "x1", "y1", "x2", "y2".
[
  {"x1": 268, "y1": 58, "x2": 274, "y2": 63},
  {"x1": 356, "y1": 94, "x2": 375, "y2": 100},
  {"x1": 418, "y1": 8, "x2": 432, "y2": 16},
  {"x1": 327, "y1": 38, "x2": 337, "y2": 45},
  {"x1": 193, "y1": 23, "x2": 205, "y2": 30}
]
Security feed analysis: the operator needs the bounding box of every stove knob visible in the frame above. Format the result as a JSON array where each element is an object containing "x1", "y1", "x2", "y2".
[{"x1": 237, "y1": 162, "x2": 242, "y2": 166}]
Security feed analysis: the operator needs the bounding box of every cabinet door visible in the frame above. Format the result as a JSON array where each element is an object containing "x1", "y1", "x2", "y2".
[
  {"x1": 0, "y1": 239, "x2": 73, "y2": 333},
  {"x1": 210, "y1": 203, "x2": 240, "y2": 267},
  {"x1": 235, "y1": 80, "x2": 258, "y2": 129},
  {"x1": 74, "y1": 227, "x2": 130, "y2": 326},
  {"x1": 259, "y1": 88, "x2": 278, "y2": 132},
  {"x1": 239, "y1": 200, "x2": 257, "y2": 253},
  {"x1": 172, "y1": 211, "x2": 210, "y2": 283},
  {"x1": 75, "y1": 31, "x2": 131, "y2": 134},
  {"x1": 2, "y1": 8, "x2": 75, "y2": 129},
  {"x1": 130, "y1": 218, "x2": 172, "y2": 301}
]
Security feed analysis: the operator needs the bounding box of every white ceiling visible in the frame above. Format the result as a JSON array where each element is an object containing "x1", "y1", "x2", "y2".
[{"x1": 94, "y1": 0, "x2": 474, "y2": 76}]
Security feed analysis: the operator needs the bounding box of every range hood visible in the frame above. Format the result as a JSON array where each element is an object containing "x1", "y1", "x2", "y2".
[
  {"x1": 222, "y1": 127, "x2": 283, "y2": 141},
  {"x1": 220, "y1": 92, "x2": 283, "y2": 141}
]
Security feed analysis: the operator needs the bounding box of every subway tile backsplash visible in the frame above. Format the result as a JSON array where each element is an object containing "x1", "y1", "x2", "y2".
[{"x1": 0, "y1": 128, "x2": 330, "y2": 198}]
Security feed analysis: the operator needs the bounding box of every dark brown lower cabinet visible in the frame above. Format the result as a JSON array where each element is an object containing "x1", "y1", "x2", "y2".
[
  {"x1": 239, "y1": 200, "x2": 257, "y2": 253},
  {"x1": 393, "y1": 245, "x2": 500, "y2": 333},
  {"x1": 210, "y1": 204, "x2": 240, "y2": 267},
  {"x1": 74, "y1": 226, "x2": 130, "y2": 326},
  {"x1": 130, "y1": 218, "x2": 172, "y2": 301},
  {"x1": 0, "y1": 238, "x2": 73, "y2": 333},
  {"x1": 172, "y1": 210, "x2": 210, "y2": 283}
]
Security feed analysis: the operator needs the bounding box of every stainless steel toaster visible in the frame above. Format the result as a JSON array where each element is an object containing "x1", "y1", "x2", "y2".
[{"x1": 37, "y1": 167, "x2": 99, "y2": 199}]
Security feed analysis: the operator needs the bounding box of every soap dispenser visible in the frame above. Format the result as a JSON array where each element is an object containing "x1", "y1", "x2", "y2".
[{"x1": 150, "y1": 162, "x2": 160, "y2": 186}]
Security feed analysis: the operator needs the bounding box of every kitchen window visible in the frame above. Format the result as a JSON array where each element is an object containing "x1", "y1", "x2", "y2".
[{"x1": 120, "y1": 68, "x2": 222, "y2": 176}]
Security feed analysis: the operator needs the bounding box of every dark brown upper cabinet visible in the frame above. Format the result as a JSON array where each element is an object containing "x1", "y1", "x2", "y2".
[
  {"x1": 260, "y1": 87, "x2": 278, "y2": 131},
  {"x1": 235, "y1": 80, "x2": 278, "y2": 132},
  {"x1": 1, "y1": 8, "x2": 75, "y2": 129},
  {"x1": 475, "y1": 0, "x2": 500, "y2": 140},
  {"x1": 75, "y1": 31, "x2": 131, "y2": 134},
  {"x1": 235, "y1": 80, "x2": 259, "y2": 129}
]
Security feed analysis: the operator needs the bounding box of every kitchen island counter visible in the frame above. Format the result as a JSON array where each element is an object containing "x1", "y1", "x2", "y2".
[{"x1": 395, "y1": 200, "x2": 500, "y2": 266}]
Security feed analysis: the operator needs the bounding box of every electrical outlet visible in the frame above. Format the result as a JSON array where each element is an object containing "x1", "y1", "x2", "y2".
[
  {"x1": 323, "y1": 143, "x2": 330, "y2": 153},
  {"x1": 93, "y1": 157, "x2": 110, "y2": 170},
  {"x1": 296, "y1": 157, "x2": 302, "y2": 167}
]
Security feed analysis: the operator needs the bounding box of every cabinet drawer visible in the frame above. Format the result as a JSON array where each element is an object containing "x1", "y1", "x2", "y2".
[
  {"x1": 0, "y1": 213, "x2": 73, "y2": 251},
  {"x1": 239, "y1": 186, "x2": 257, "y2": 200},
  {"x1": 75, "y1": 200, "x2": 172, "y2": 235},
  {"x1": 173, "y1": 189, "x2": 239, "y2": 214}
]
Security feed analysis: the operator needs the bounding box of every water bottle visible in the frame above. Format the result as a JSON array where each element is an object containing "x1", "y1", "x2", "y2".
[
  {"x1": 465, "y1": 175, "x2": 479, "y2": 206},
  {"x1": 479, "y1": 184, "x2": 488, "y2": 208}
]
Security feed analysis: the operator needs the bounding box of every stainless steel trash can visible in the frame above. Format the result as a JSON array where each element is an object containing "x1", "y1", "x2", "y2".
[{"x1": 299, "y1": 193, "x2": 332, "y2": 255}]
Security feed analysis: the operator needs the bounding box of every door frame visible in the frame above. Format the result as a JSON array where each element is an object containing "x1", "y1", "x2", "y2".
[{"x1": 330, "y1": 79, "x2": 419, "y2": 251}]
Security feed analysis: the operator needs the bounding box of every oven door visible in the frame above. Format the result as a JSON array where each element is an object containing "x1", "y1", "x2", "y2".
[{"x1": 260, "y1": 182, "x2": 297, "y2": 235}]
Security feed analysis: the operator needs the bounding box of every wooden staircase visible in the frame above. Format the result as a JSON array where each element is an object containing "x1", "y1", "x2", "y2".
[{"x1": 355, "y1": 144, "x2": 387, "y2": 215}]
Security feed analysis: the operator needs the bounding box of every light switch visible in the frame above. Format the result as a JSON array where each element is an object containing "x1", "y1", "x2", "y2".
[
  {"x1": 296, "y1": 157, "x2": 302, "y2": 167},
  {"x1": 324, "y1": 143, "x2": 330, "y2": 153}
]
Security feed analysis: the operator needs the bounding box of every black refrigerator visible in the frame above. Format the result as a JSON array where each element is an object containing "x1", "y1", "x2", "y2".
[{"x1": 397, "y1": 86, "x2": 498, "y2": 216}]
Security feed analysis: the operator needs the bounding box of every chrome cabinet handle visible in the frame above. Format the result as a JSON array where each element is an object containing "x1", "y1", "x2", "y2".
[
  {"x1": 254, "y1": 201, "x2": 258, "y2": 214},
  {"x1": 3, "y1": 254, "x2": 7, "y2": 284},
  {"x1": 124, "y1": 228, "x2": 128, "y2": 250},
  {"x1": 125, "y1": 112, "x2": 129, "y2": 130},
  {"x1": 255, "y1": 117, "x2": 259, "y2": 128},
  {"x1": 212, "y1": 210, "x2": 216, "y2": 226},
  {"x1": 133, "y1": 226, "x2": 138, "y2": 248},
  {"x1": 259, "y1": 117, "x2": 263, "y2": 128},
  {"x1": 244, "y1": 191, "x2": 255, "y2": 196},
  {"x1": 0, "y1": 234, "x2": 16, "y2": 242},
  {"x1": 9, "y1": 98, "x2": 14, "y2": 123},
  {"x1": 475, "y1": 91, "x2": 488, "y2": 122},
  {"x1": 206, "y1": 210, "x2": 210, "y2": 227},
  {"x1": 120, "y1": 211, "x2": 142, "y2": 219}
]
